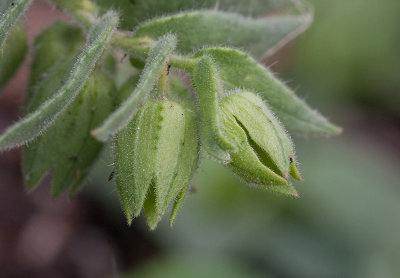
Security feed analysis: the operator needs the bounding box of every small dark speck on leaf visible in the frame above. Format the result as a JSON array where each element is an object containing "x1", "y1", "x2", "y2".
[
  {"x1": 108, "y1": 171, "x2": 115, "y2": 181},
  {"x1": 167, "y1": 64, "x2": 171, "y2": 75},
  {"x1": 120, "y1": 53, "x2": 127, "y2": 63},
  {"x1": 11, "y1": 2, "x2": 15, "y2": 6},
  {"x1": 289, "y1": 157, "x2": 293, "y2": 163}
]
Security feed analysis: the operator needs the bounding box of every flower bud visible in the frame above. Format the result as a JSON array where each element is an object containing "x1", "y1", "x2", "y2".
[
  {"x1": 115, "y1": 98, "x2": 199, "y2": 229},
  {"x1": 220, "y1": 91, "x2": 301, "y2": 196}
]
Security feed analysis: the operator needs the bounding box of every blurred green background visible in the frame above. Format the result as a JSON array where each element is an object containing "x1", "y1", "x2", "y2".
[{"x1": 86, "y1": 0, "x2": 400, "y2": 277}]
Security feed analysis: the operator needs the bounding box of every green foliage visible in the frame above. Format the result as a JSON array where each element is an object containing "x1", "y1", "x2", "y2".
[
  {"x1": 0, "y1": 23, "x2": 27, "y2": 90},
  {"x1": 0, "y1": 12, "x2": 118, "y2": 149},
  {"x1": 93, "y1": 0, "x2": 307, "y2": 33},
  {"x1": 0, "y1": 0, "x2": 31, "y2": 50},
  {"x1": 194, "y1": 48, "x2": 341, "y2": 135},
  {"x1": 25, "y1": 22, "x2": 84, "y2": 111},
  {"x1": 192, "y1": 56, "x2": 234, "y2": 163},
  {"x1": 23, "y1": 69, "x2": 115, "y2": 196},
  {"x1": 0, "y1": 0, "x2": 341, "y2": 229},
  {"x1": 134, "y1": 9, "x2": 311, "y2": 59},
  {"x1": 92, "y1": 34, "x2": 177, "y2": 141},
  {"x1": 21, "y1": 21, "x2": 114, "y2": 196}
]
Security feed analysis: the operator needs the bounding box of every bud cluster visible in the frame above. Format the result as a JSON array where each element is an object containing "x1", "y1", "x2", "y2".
[
  {"x1": 0, "y1": 2, "x2": 341, "y2": 231},
  {"x1": 114, "y1": 56, "x2": 303, "y2": 229}
]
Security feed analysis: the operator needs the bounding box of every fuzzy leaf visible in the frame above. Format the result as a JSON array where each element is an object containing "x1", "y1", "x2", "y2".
[
  {"x1": 22, "y1": 22, "x2": 114, "y2": 196},
  {"x1": 134, "y1": 8, "x2": 311, "y2": 59},
  {"x1": 25, "y1": 22, "x2": 84, "y2": 111},
  {"x1": 94, "y1": 0, "x2": 309, "y2": 43},
  {"x1": 23, "y1": 69, "x2": 115, "y2": 197},
  {"x1": 0, "y1": 12, "x2": 118, "y2": 150},
  {"x1": 194, "y1": 48, "x2": 341, "y2": 136},
  {"x1": 0, "y1": 23, "x2": 27, "y2": 91},
  {"x1": 92, "y1": 34, "x2": 176, "y2": 141},
  {"x1": 192, "y1": 56, "x2": 234, "y2": 163},
  {"x1": 0, "y1": 0, "x2": 31, "y2": 50}
]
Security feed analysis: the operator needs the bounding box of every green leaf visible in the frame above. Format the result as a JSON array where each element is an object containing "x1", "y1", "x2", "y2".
[
  {"x1": 134, "y1": 8, "x2": 311, "y2": 59},
  {"x1": 94, "y1": 0, "x2": 308, "y2": 37},
  {"x1": 25, "y1": 22, "x2": 85, "y2": 112},
  {"x1": 194, "y1": 48, "x2": 341, "y2": 136},
  {"x1": 23, "y1": 69, "x2": 115, "y2": 197},
  {"x1": 0, "y1": 11, "x2": 118, "y2": 150},
  {"x1": 21, "y1": 21, "x2": 114, "y2": 196},
  {"x1": 0, "y1": 0, "x2": 31, "y2": 50},
  {"x1": 192, "y1": 56, "x2": 234, "y2": 162},
  {"x1": 0, "y1": 23, "x2": 27, "y2": 91},
  {"x1": 92, "y1": 34, "x2": 176, "y2": 142}
]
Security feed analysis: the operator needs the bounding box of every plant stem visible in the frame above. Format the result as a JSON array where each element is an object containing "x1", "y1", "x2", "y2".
[
  {"x1": 169, "y1": 55, "x2": 198, "y2": 72},
  {"x1": 49, "y1": 1, "x2": 199, "y2": 73},
  {"x1": 111, "y1": 33, "x2": 198, "y2": 72},
  {"x1": 157, "y1": 63, "x2": 169, "y2": 98},
  {"x1": 111, "y1": 32, "x2": 154, "y2": 58}
]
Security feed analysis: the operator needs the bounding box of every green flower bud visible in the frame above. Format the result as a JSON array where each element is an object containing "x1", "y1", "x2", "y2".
[
  {"x1": 220, "y1": 91, "x2": 301, "y2": 196},
  {"x1": 115, "y1": 98, "x2": 199, "y2": 230}
]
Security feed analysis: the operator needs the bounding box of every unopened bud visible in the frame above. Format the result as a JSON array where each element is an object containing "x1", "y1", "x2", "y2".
[
  {"x1": 115, "y1": 98, "x2": 198, "y2": 229},
  {"x1": 220, "y1": 91, "x2": 301, "y2": 196}
]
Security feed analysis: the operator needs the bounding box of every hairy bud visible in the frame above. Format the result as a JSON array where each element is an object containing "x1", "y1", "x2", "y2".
[
  {"x1": 115, "y1": 98, "x2": 198, "y2": 230},
  {"x1": 220, "y1": 91, "x2": 301, "y2": 196}
]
